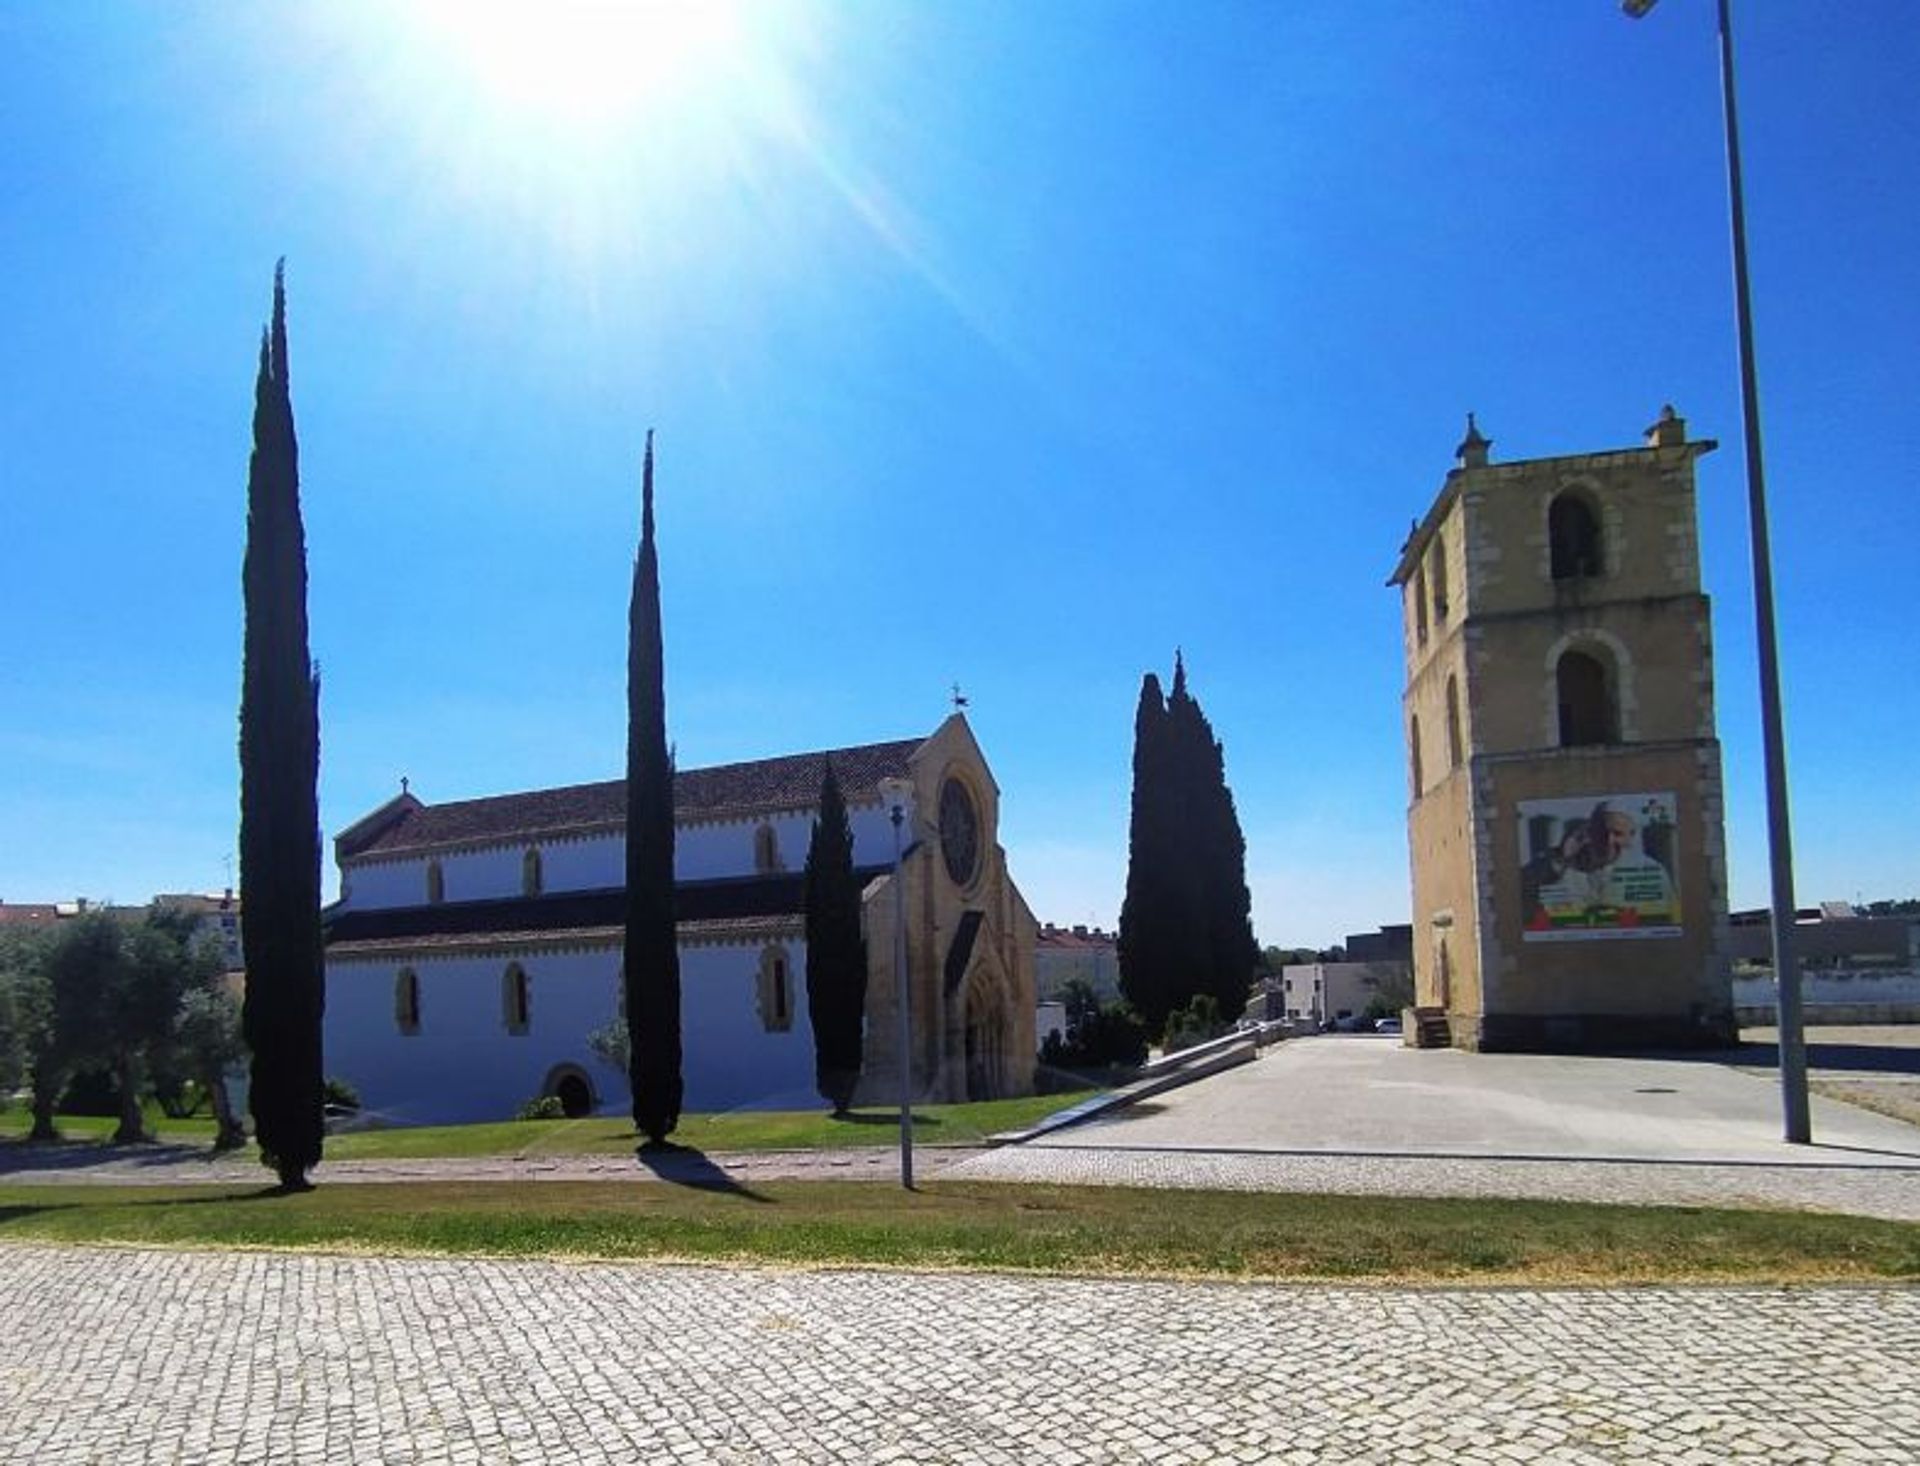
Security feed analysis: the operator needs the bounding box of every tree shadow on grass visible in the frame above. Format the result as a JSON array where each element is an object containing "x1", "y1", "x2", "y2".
[
  {"x1": 0, "y1": 1138, "x2": 240, "y2": 1176},
  {"x1": 112, "y1": 1185, "x2": 294, "y2": 1208},
  {"x1": 634, "y1": 1143, "x2": 772, "y2": 1202}
]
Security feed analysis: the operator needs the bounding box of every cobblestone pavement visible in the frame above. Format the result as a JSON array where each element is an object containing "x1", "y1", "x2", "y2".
[
  {"x1": 944, "y1": 1144, "x2": 1920, "y2": 1221},
  {"x1": 0, "y1": 1141, "x2": 980, "y2": 1188},
  {"x1": 3, "y1": 1244, "x2": 1917, "y2": 1464}
]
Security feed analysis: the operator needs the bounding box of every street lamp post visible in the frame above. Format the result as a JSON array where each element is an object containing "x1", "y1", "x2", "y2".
[
  {"x1": 878, "y1": 777, "x2": 916, "y2": 1189},
  {"x1": 1625, "y1": 0, "x2": 1808, "y2": 1142}
]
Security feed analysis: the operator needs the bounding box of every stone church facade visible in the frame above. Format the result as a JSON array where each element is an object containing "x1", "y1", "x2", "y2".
[
  {"x1": 322, "y1": 713, "x2": 1036, "y2": 1124},
  {"x1": 1392, "y1": 411, "x2": 1736, "y2": 1051}
]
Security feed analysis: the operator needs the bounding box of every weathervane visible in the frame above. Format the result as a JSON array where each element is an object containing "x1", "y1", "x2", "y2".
[{"x1": 951, "y1": 682, "x2": 969, "y2": 711}]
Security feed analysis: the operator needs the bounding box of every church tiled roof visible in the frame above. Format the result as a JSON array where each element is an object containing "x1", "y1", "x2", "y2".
[
  {"x1": 341, "y1": 737, "x2": 923, "y2": 859},
  {"x1": 323, "y1": 868, "x2": 890, "y2": 956}
]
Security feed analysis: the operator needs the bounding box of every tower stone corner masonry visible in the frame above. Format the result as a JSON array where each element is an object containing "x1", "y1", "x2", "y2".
[{"x1": 1390, "y1": 409, "x2": 1736, "y2": 1052}]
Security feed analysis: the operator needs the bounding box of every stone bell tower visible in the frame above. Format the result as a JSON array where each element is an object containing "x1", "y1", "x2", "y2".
[{"x1": 1390, "y1": 410, "x2": 1735, "y2": 1051}]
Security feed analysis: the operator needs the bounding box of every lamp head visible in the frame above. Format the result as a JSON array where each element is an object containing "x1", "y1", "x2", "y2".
[{"x1": 1622, "y1": 0, "x2": 1660, "y2": 16}]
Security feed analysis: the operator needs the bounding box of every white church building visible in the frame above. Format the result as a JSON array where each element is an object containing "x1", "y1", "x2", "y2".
[{"x1": 322, "y1": 714, "x2": 1038, "y2": 1126}]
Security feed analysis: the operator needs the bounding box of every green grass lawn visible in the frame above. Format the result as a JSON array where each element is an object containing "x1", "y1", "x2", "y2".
[
  {"x1": 1, "y1": 1178, "x2": 1914, "y2": 1285},
  {"x1": 0, "y1": 1091, "x2": 1092, "y2": 1160},
  {"x1": 0, "y1": 1108, "x2": 218, "y2": 1144},
  {"x1": 326, "y1": 1092, "x2": 1090, "y2": 1159}
]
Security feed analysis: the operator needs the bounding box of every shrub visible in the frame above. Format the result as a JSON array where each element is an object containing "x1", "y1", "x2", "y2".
[
  {"x1": 1040, "y1": 995, "x2": 1149, "y2": 1074},
  {"x1": 516, "y1": 1095, "x2": 565, "y2": 1121},
  {"x1": 1161, "y1": 994, "x2": 1227, "y2": 1055},
  {"x1": 321, "y1": 1076, "x2": 362, "y2": 1113},
  {"x1": 59, "y1": 1068, "x2": 121, "y2": 1117}
]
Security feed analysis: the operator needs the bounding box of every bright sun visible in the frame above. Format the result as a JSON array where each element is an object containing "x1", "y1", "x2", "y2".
[{"x1": 418, "y1": 0, "x2": 750, "y2": 130}]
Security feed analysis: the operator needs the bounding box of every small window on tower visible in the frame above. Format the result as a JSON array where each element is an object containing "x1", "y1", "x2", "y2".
[
  {"x1": 1445, "y1": 676, "x2": 1464, "y2": 769},
  {"x1": 425, "y1": 860, "x2": 445, "y2": 905},
  {"x1": 522, "y1": 847, "x2": 544, "y2": 898}
]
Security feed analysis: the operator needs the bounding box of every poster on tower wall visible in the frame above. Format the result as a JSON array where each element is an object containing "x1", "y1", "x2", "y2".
[{"x1": 1519, "y1": 792, "x2": 1681, "y2": 941}]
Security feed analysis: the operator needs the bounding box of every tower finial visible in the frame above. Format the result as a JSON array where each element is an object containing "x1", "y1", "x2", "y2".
[
  {"x1": 1644, "y1": 403, "x2": 1687, "y2": 448},
  {"x1": 641, "y1": 429, "x2": 655, "y2": 543},
  {"x1": 1455, "y1": 412, "x2": 1491, "y2": 469}
]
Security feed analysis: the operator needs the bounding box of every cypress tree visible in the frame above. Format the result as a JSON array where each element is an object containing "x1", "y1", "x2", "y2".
[
  {"x1": 239, "y1": 261, "x2": 325, "y2": 1192},
  {"x1": 1167, "y1": 660, "x2": 1258, "y2": 1017},
  {"x1": 1119, "y1": 671, "x2": 1185, "y2": 1033},
  {"x1": 1120, "y1": 654, "x2": 1257, "y2": 1035},
  {"x1": 803, "y1": 759, "x2": 867, "y2": 1114},
  {"x1": 624, "y1": 432, "x2": 682, "y2": 1146}
]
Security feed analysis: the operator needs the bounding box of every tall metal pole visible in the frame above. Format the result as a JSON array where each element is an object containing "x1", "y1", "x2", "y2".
[
  {"x1": 1624, "y1": 0, "x2": 1808, "y2": 1143},
  {"x1": 1713, "y1": 0, "x2": 1808, "y2": 1143},
  {"x1": 890, "y1": 801, "x2": 914, "y2": 1189}
]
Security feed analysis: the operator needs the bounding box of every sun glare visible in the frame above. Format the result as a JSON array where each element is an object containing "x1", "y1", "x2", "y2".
[{"x1": 421, "y1": 0, "x2": 749, "y2": 129}]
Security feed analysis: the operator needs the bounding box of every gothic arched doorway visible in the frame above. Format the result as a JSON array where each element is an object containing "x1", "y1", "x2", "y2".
[{"x1": 962, "y1": 967, "x2": 1011, "y2": 1100}]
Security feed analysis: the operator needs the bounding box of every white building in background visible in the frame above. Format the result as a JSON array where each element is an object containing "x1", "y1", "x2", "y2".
[
  {"x1": 1279, "y1": 961, "x2": 1411, "y2": 1029},
  {"x1": 322, "y1": 714, "x2": 1037, "y2": 1125},
  {"x1": 1034, "y1": 923, "x2": 1120, "y2": 1004},
  {"x1": 153, "y1": 890, "x2": 244, "y2": 970}
]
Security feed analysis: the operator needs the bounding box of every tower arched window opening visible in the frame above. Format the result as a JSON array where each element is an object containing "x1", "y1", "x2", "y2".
[
  {"x1": 1556, "y1": 649, "x2": 1616, "y2": 746},
  {"x1": 1549, "y1": 494, "x2": 1603, "y2": 580}
]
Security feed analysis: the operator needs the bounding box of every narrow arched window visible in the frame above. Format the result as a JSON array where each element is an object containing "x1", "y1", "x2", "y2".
[
  {"x1": 1409, "y1": 716, "x2": 1424, "y2": 798},
  {"x1": 425, "y1": 860, "x2": 445, "y2": 905},
  {"x1": 503, "y1": 962, "x2": 530, "y2": 1034},
  {"x1": 1430, "y1": 533, "x2": 1450, "y2": 622},
  {"x1": 1549, "y1": 494, "x2": 1603, "y2": 580},
  {"x1": 753, "y1": 823, "x2": 780, "y2": 874},
  {"x1": 758, "y1": 945, "x2": 793, "y2": 1032},
  {"x1": 1445, "y1": 676, "x2": 1464, "y2": 769},
  {"x1": 522, "y1": 847, "x2": 543, "y2": 898},
  {"x1": 1557, "y1": 649, "x2": 1615, "y2": 746},
  {"x1": 395, "y1": 968, "x2": 421, "y2": 1035},
  {"x1": 1413, "y1": 563, "x2": 1430, "y2": 645}
]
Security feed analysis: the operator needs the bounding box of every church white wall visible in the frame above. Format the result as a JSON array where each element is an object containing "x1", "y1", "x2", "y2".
[
  {"x1": 341, "y1": 858, "x2": 432, "y2": 911},
  {"x1": 848, "y1": 802, "x2": 907, "y2": 869},
  {"x1": 325, "y1": 939, "x2": 818, "y2": 1126},
  {"x1": 339, "y1": 798, "x2": 910, "y2": 913},
  {"x1": 541, "y1": 834, "x2": 623, "y2": 892}
]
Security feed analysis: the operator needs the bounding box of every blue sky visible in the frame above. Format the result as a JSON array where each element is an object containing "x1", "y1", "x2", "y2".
[{"x1": 2, "y1": 2, "x2": 1914, "y2": 945}]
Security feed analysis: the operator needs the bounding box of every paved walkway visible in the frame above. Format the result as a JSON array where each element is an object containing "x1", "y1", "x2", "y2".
[
  {"x1": 951, "y1": 1036, "x2": 1920, "y2": 1220},
  {"x1": 11, "y1": 1033, "x2": 1920, "y2": 1219},
  {"x1": 4, "y1": 1244, "x2": 1917, "y2": 1464}
]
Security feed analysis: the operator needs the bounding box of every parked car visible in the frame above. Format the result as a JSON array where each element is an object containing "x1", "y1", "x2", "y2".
[{"x1": 1374, "y1": 1017, "x2": 1403, "y2": 1036}]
